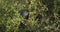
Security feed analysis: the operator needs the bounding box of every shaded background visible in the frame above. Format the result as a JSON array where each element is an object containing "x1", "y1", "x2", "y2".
[{"x1": 0, "y1": 0, "x2": 60, "y2": 32}]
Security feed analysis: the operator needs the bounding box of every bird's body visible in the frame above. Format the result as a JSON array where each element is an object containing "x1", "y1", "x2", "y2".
[
  {"x1": 22, "y1": 11, "x2": 29, "y2": 17},
  {"x1": 20, "y1": 9, "x2": 29, "y2": 19}
]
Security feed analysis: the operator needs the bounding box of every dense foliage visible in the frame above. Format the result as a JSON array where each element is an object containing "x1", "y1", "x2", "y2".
[{"x1": 0, "y1": 0, "x2": 60, "y2": 32}]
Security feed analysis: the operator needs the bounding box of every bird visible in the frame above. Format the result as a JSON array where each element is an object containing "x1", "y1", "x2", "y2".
[{"x1": 20, "y1": 9, "x2": 29, "y2": 19}]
